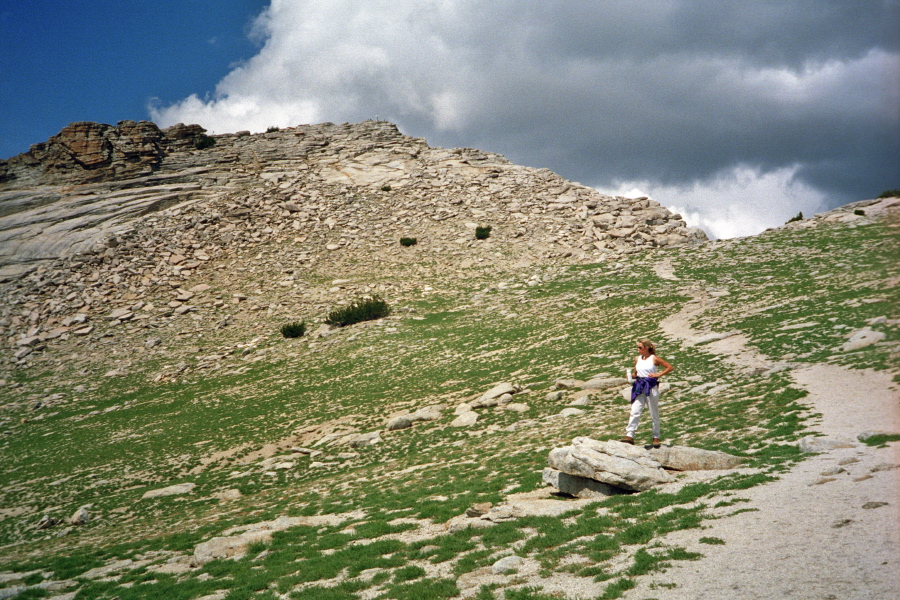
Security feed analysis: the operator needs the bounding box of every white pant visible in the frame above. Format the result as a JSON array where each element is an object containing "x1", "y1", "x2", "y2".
[{"x1": 626, "y1": 388, "x2": 660, "y2": 438}]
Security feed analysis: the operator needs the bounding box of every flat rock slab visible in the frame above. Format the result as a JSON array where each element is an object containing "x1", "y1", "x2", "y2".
[
  {"x1": 141, "y1": 482, "x2": 196, "y2": 500},
  {"x1": 648, "y1": 445, "x2": 744, "y2": 471},
  {"x1": 548, "y1": 437, "x2": 675, "y2": 492}
]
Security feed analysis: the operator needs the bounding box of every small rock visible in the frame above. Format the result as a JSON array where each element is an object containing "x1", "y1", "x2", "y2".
[
  {"x1": 386, "y1": 415, "x2": 413, "y2": 431},
  {"x1": 491, "y1": 555, "x2": 524, "y2": 574},
  {"x1": 141, "y1": 482, "x2": 196, "y2": 500},
  {"x1": 861, "y1": 501, "x2": 888, "y2": 509},
  {"x1": 70, "y1": 505, "x2": 91, "y2": 525},
  {"x1": 841, "y1": 328, "x2": 885, "y2": 351},
  {"x1": 559, "y1": 408, "x2": 585, "y2": 417},
  {"x1": 798, "y1": 436, "x2": 856, "y2": 453},
  {"x1": 466, "y1": 503, "x2": 492, "y2": 517},
  {"x1": 451, "y1": 411, "x2": 479, "y2": 427}
]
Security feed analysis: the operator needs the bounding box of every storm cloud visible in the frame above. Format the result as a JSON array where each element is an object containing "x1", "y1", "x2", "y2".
[{"x1": 152, "y1": 0, "x2": 899, "y2": 238}]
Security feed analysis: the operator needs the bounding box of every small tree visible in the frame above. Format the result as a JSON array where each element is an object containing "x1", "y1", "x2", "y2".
[
  {"x1": 281, "y1": 321, "x2": 306, "y2": 338},
  {"x1": 786, "y1": 212, "x2": 803, "y2": 223},
  {"x1": 325, "y1": 296, "x2": 391, "y2": 327},
  {"x1": 475, "y1": 225, "x2": 492, "y2": 240},
  {"x1": 193, "y1": 134, "x2": 215, "y2": 150}
]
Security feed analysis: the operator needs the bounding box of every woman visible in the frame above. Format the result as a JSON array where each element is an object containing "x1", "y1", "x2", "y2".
[{"x1": 621, "y1": 339, "x2": 673, "y2": 448}]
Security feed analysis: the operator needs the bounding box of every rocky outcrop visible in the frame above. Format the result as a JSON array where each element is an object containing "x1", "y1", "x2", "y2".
[
  {"x1": 548, "y1": 437, "x2": 676, "y2": 492},
  {"x1": 1, "y1": 120, "x2": 208, "y2": 187},
  {"x1": 546, "y1": 437, "x2": 745, "y2": 494},
  {"x1": 0, "y1": 119, "x2": 704, "y2": 282}
]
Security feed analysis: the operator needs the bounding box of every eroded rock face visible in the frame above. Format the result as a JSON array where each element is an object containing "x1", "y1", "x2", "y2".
[{"x1": 2, "y1": 120, "x2": 207, "y2": 186}]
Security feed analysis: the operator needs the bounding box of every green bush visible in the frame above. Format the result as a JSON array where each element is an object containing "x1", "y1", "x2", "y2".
[
  {"x1": 280, "y1": 321, "x2": 306, "y2": 338},
  {"x1": 475, "y1": 225, "x2": 492, "y2": 240},
  {"x1": 381, "y1": 185, "x2": 392, "y2": 192},
  {"x1": 854, "y1": 209, "x2": 865, "y2": 216},
  {"x1": 400, "y1": 237, "x2": 417, "y2": 247},
  {"x1": 193, "y1": 134, "x2": 215, "y2": 150},
  {"x1": 266, "y1": 126, "x2": 280, "y2": 133},
  {"x1": 786, "y1": 212, "x2": 803, "y2": 224},
  {"x1": 324, "y1": 296, "x2": 391, "y2": 327},
  {"x1": 877, "y1": 189, "x2": 900, "y2": 198}
]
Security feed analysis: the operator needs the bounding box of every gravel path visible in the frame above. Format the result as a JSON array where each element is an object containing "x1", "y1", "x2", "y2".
[{"x1": 624, "y1": 364, "x2": 900, "y2": 600}]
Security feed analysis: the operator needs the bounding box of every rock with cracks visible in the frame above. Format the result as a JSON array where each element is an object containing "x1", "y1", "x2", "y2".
[{"x1": 547, "y1": 437, "x2": 675, "y2": 492}]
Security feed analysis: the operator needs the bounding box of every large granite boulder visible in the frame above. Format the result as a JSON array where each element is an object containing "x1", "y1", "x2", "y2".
[{"x1": 547, "y1": 437, "x2": 675, "y2": 492}]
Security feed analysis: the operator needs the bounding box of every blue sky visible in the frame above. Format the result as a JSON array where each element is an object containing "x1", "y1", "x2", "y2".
[
  {"x1": 2, "y1": 1, "x2": 898, "y2": 239},
  {"x1": 0, "y1": 0, "x2": 267, "y2": 157}
]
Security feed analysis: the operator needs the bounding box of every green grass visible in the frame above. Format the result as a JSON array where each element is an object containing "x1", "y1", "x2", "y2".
[
  {"x1": 0, "y1": 208, "x2": 895, "y2": 600},
  {"x1": 860, "y1": 433, "x2": 900, "y2": 447}
]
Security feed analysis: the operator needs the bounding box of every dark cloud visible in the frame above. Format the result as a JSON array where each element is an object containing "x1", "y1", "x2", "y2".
[{"x1": 153, "y1": 0, "x2": 900, "y2": 236}]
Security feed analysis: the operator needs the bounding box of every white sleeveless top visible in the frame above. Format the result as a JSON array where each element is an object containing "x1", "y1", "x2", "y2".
[{"x1": 636, "y1": 355, "x2": 657, "y2": 377}]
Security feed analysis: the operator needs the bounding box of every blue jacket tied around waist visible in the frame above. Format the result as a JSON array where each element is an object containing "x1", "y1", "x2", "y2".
[{"x1": 630, "y1": 377, "x2": 659, "y2": 403}]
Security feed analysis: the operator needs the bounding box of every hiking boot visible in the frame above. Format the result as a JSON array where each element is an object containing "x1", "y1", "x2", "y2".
[{"x1": 619, "y1": 436, "x2": 634, "y2": 445}]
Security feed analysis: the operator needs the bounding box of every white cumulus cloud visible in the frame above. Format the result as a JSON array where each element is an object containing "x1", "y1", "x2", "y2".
[{"x1": 150, "y1": 0, "x2": 899, "y2": 238}]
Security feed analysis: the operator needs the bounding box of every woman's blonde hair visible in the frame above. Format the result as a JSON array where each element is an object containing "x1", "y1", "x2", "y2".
[{"x1": 638, "y1": 339, "x2": 656, "y2": 355}]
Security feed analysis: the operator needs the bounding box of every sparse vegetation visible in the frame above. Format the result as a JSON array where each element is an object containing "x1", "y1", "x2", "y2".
[
  {"x1": 399, "y1": 237, "x2": 417, "y2": 247},
  {"x1": 193, "y1": 134, "x2": 215, "y2": 150},
  {"x1": 786, "y1": 211, "x2": 803, "y2": 223},
  {"x1": 280, "y1": 321, "x2": 306, "y2": 338},
  {"x1": 876, "y1": 189, "x2": 900, "y2": 198},
  {"x1": 381, "y1": 184, "x2": 392, "y2": 192},
  {"x1": 324, "y1": 295, "x2": 391, "y2": 327},
  {"x1": 266, "y1": 126, "x2": 280, "y2": 133},
  {"x1": 475, "y1": 225, "x2": 492, "y2": 239},
  {"x1": 854, "y1": 209, "x2": 866, "y2": 215}
]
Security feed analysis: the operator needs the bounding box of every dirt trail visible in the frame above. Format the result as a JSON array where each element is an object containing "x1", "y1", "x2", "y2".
[{"x1": 625, "y1": 283, "x2": 900, "y2": 599}]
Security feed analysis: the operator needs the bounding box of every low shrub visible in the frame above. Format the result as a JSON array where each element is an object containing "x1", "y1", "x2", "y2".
[
  {"x1": 266, "y1": 126, "x2": 280, "y2": 133},
  {"x1": 193, "y1": 134, "x2": 215, "y2": 150},
  {"x1": 400, "y1": 237, "x2": 417, "y2": 247},
  {"x1": 381, "y1": 185, "x2": 392, "y2": 192},
  {"x1": 325, "y1": 296, "x2": 391, "y2": 327},
  {"x1": 786, "y1": 212, "x2": 803, "y2": 224},
  {"x1": 475, "y1": 225, "x2": 492, "y2": 240},
  {"x1": 854, "y1": 209, "x2": 865, "y2": 216},
  {"x1": 877, "y1": 189, "x2": 900, "y2": 198},
  {"x1": 280, "y1": 321, "x2": 306, "y2": 338}
]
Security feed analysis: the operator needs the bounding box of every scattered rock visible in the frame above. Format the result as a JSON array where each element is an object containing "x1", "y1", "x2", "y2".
[
  {"x1": 798, "y1": 436, "x2": 856, "y2": 453},
  {"x1": 466, "y1": 503, "x2": 492, "y2": 517},
  {"x1": 69, "y1": 505, "x2": 91, "y2": 526},
  {"x1": 491, "y1": 555, "x2": 524, "y2": 574},
  {"x1": 451, "y1": 411, "x2": 479, "y2": 427},
  {"x1": 558, "y1": 407, "x2": 585, "y2": 417},
  {"x1": 840, "y1": 327, "x2": 885, "y2": 352},
  {"x1": 141, "y1": 482, "x2": 196, "y2": 500}
]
